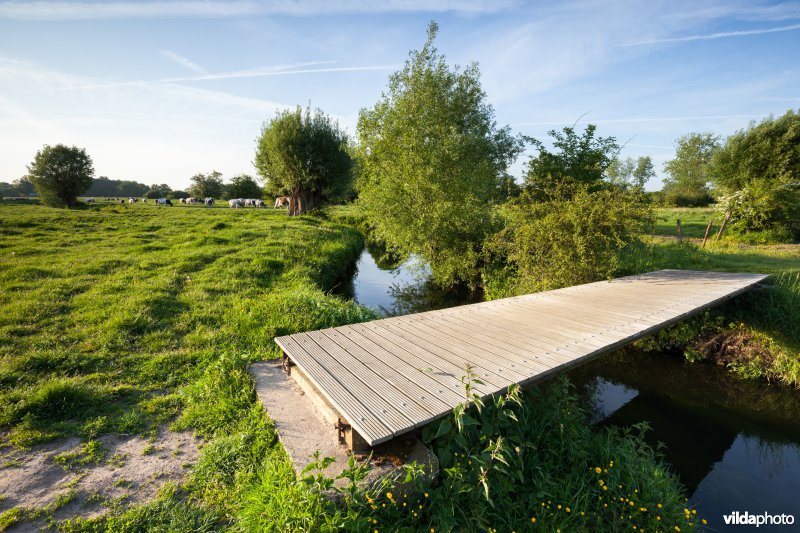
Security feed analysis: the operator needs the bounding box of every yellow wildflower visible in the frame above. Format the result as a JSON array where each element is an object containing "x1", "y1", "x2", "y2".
[
  {"x1": 386, "y1": 492, "x2": 393, "y2": 499},
  {"x1": 595, "y1": 467, "x2": 602, "y2": 474},
  {"x1": 531, "y1": 517, "x2": 536, "y2": 523}
]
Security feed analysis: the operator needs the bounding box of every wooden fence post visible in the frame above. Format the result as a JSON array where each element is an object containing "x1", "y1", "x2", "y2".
[
  {"x1": 715, "y1": 212, "x2": 731, "y2": 242},
  {"x1": 676, "y1": 219, "x2": 683, "y2": 243},
  {"x1": 701, "y1": 220, "x2": 714, "y2": 248}
]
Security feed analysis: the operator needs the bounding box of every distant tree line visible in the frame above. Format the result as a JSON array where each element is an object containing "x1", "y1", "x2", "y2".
[
  {"x1": 86, "y1": 176, "x2": 149, "y2": 197},
  {"x1": 0, "y1": 176, "x2": 36, "y2": 197}
]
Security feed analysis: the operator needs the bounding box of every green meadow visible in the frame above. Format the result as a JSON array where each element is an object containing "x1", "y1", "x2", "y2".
[
  {"x1": 1, "y1": 201, "x2": 797, "y2": 531},
  {"x1": 0, "y1": 202, "x2": 371, "y2": 447}
]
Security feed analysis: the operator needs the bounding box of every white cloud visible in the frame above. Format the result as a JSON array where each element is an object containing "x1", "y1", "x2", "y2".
[
  {"x1": 511, "y1": 114, "x2": 768, "y2": 127},
  {"x1": 9, "y1": 61, "x2": 397, "y2": 94},
  {"x1": 621, "y1": 23, "x2": 800, "y2": 47},
  {"x1": 160, "y1": 50, "x2": 208, "y2": 75},
  {"x1": 0, "y1": 0, "x2": 516, "y2": 20}
]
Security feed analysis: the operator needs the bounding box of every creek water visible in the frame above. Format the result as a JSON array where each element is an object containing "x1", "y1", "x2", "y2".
[{"x1": 343, "y1": 245, "x2": 800, "y2": 526}]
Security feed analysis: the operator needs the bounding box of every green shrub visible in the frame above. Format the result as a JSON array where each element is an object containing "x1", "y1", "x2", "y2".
[
  {"x1": 420, "y1": 375, "x2": 697, "y2": 531},
  {"x1": 486, "y1": 187, "x2": 653, "y2": 298},
  {"x1": 664, "y1": 190, "x2": 715, "y2": 207}
]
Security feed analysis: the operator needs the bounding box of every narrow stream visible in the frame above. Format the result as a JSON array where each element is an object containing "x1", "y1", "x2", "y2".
[{"x1": 344, "y1": 245, "x2": 800, "y2": 525}]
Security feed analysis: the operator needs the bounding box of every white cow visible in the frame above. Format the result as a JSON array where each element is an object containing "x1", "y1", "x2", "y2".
[
  {"x1": 229, "y1": 198, "x2": 244, "y2": 208},
  {"x1": 155, "y1": 198, "x2": 173, "y2": 206},
  {"x1": 204, "y1": 197, "x2": 214, "y2": 207}
]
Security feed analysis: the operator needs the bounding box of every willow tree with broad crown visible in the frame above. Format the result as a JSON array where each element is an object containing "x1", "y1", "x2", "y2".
[
  {"x1": 27, "y1": 144, "x2": 94, "y2": 207},
  {"x1": 255, "y1": 105, "x2": 352, "y2": 215},
  {"x1": 355, "y1": 22, "x2": 524, "y2": 288}
]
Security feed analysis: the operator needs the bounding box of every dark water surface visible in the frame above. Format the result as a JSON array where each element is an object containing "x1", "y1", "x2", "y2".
[
  {"x1": 344, "y1": 246, "x2": 800, "y2": 527},
  {"x1": 568, "y1": 352, "x2": 800, "y2": 527},
  {"x1": 337, "y1": 244, "x2": 478, "y2": 316}
]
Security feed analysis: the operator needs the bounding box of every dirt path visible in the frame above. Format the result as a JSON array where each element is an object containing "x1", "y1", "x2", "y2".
[{"x1": 0, "y1": 429, "x2": 201, "y2": 531}]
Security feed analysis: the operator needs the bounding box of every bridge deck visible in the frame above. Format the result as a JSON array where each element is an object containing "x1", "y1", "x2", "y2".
[{"x1": 275, "y1": 270, "x2": 768, "y2": 446}]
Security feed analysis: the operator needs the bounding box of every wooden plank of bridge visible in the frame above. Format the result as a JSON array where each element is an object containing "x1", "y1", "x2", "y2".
[{"x1": 274, "y1": 269, "x2": 769, "y2": 447}]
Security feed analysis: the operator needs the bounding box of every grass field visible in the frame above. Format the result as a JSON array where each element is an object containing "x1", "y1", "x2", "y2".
[
  {"x1": 654, "y1": 208, "x2": 718, "y2": 239},
  {"x1": 0, "y1": 202, "x2": 369, "y2": 448},
  {"x1": 1, "y1": 201, "x2": 796, "y2": 531},
  {"x1": 0, "y1": 201, "x2": 711, "y2": 532}
]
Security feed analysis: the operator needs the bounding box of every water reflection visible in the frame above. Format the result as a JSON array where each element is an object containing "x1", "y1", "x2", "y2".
[
  {"x1": 340, "y1": 244, "x2": 478, "y2": 316},
  {"x1": 569, "y1": 351, "x2": 800, "y2": 521}
]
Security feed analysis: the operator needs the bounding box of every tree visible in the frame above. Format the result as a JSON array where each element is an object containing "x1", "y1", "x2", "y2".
[
  {"x1": 144, "y1": 184, "x2": 172, "y2": 199},
  {"x1": 524, "y1": 124, "x2": 619, "y2": 199},
  {"x1": 13, "y1": 176, "x2": 35, "y2": 196},
  {"x1": 662, "y1": 132, "x2": 719, "y2": 205},
  {"x1": 27, "y1": 144, "x2": 94, "y2": 207},
  {"x1": 487, "y1": 186, "x2": 653, "y2": 297},
  {"x1": 116, "y1": 180, "x2": 149, "y2": 197},
  {"x1": 607, "y1": 156, "x2": 655, "y2": 190},
  {"x1": 86, "y1": 176, "x2": 115, "y2": 197},
  {"x1": 710, "y1": 110, "x2": 800, "y2": 238},
  {"x1": 255, "y1": 106, "x2": 351, "y2": 215},
  {"x1": 0, "y1": 182, "x2": 17, "y2": 197},
  {"x1": 497, "y1": 174, "x2": 522, "y2": 200},
  {"x1": 188, "y1": 171, "x2": 224, "y2": 199},
  {"x1": 226, "y1": 174, "x2": 262, "y2": 199},
  {"x1": 355, "y1": 22, "x2": 523, "y2": 287},
  {"x1": 86, "y1": 176, "x2": 149, "y2": 197}
]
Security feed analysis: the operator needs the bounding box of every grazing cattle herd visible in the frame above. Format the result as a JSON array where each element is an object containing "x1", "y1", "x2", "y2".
[
  {"x1": 228, "y1": 198, "x2": 267, "y2": 208},
  {"x1": 75, "y1": 196, "x2": 284, "y2": 209}
]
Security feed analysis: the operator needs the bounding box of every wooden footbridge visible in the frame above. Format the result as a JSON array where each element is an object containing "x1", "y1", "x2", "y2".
[{"x1": 275, "y1": 270, "x2": 768, "y2": 449}]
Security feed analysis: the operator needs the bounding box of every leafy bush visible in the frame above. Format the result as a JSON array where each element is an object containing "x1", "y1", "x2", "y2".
[
  {"x1": 664, "y1": 190, "x2": 715, "y2": 207},
  {"x1": 421, "y1": 375, "x2": 699, "y2": 531},
  {"x1": 710, "y1": 110, "x2": 800, "y2": 240},
  {"x1": 716, "y1": 181, "x2": 800, "y2": 241},
  {"x1": 486, "y1": 187, "x2": 653, "y2": 298}
]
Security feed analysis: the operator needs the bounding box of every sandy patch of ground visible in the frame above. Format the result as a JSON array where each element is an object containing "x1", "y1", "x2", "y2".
[{"x1": 0, "y1": 429, "x2": 201, "y2": 531}]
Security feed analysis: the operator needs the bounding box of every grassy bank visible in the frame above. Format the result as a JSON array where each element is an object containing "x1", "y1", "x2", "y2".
[
  {"x1": 1, "y1": 202, "x2": 701, "y2": 531},
  {"x1": 618, "y1": 237, "x2": 800, "y2": 387}
]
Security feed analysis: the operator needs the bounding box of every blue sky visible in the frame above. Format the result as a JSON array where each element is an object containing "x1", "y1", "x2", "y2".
[{"x1": 1, "y1": 0, "x2": 798, "y2": 191}]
